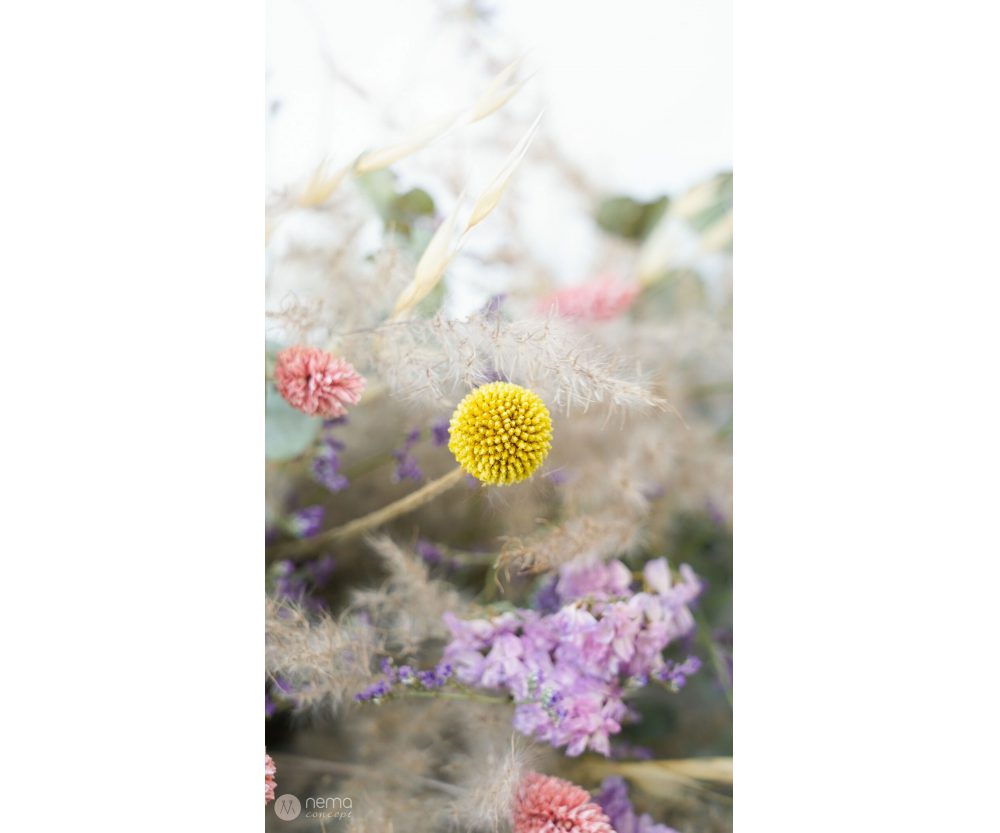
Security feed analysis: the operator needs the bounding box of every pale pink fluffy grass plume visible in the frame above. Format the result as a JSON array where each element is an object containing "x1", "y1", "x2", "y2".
[
  {"x1": 265, "y1": 752, "x2": 277, "y2": 805},
  {"x1": 275, "y1": 346, "x2": 366, "y2": 417},
  {"x1": 513, "y1": 771, "x2": 615, "y2": 833},
  {"x1": 539, "y1": 274, "x2": 639, "y2": 321}
]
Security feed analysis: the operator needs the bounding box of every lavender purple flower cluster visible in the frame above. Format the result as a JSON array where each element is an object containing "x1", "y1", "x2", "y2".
[
  {"x1": 596, "y1": 776, "x2": 679, "y2": 833},
  {"x1": 392, "y1": 428, "x2": 423, "y2": 482},
  {"x1": 312, "y1": 418, "x2": 349, "y2": 492},
  {"x1": 391, "y1": 419, "x2": 450, "y2": 483},
  {"x1": 270, "y1": 554, "x2": 336, "y2": 612},
  {"x1": 442, "y1": 557, "x2": 702, "y2": 756},
  {"x1": 355, "y1": 658, "x2": 454, "y2": 704}
]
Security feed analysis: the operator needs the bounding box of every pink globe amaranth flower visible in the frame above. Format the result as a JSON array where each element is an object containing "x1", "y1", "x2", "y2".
[
  {"x1": 513, "y1": 771, "x2": 615, "y2": 833},
  {"x1": 274, "y1": 346, "x2": 366, "y2": 418},
  {"x1": 265, "y1": 752, "x2": 277, "y2": 805},
  {"x1": 539, "y1": 274, "x2": 640, "y2": 321}
]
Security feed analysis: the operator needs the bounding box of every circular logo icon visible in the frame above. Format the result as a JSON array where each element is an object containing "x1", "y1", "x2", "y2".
[{"x1": 274, "y1": 794, "x2": 302, "y2": 821}]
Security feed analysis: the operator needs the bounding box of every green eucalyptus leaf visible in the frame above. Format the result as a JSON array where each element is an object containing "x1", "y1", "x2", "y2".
[
  {"x1": 596, "y1": 195, "x2": 671, "y2": 240},
  {"x1": 394, "y1": 187, "x2": 435, "y2": 218},
  {"x1": 596, "y1": 196, "x2": 646, "y2": 239},
  {"x1": 265, "y1": 383, "x2": 321, "y2": 461},
  {"x1": 355, "y1": 169, "x2": 397, "y2": 219}
]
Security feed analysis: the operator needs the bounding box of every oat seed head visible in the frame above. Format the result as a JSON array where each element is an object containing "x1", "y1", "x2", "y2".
[{"x1": 449, "y1": 382, "x2": 552, "y2": 485}]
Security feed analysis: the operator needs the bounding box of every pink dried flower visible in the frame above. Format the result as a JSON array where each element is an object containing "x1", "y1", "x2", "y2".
[
  {"x1": 265, "y1": 752, "x2": 277, "y2": 805},
  {"x1": 274, "y1": 346, "x2": 366, "y2": 418},
  {"x1": 539, "y1": 274, "x2": 640, "y2": 321},
  {"x1": 513, "y1": 771, "x2": 615, "y2": 833}
]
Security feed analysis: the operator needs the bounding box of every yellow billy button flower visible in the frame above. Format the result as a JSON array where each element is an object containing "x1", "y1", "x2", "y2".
[{"x1": 448, "y1": 382, "x2": 553, "y2": 485}]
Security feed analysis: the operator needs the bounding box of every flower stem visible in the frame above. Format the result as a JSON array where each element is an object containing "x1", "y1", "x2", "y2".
[
  {"x1": 271, "y1": 466, "x2": 467, "y2": 560},
  {"x1": 400, "y1": 688, "x2": 509, "y2": 705},
  {"x1": 694, "y1": 607, "x2": 733, "y2": 711}
]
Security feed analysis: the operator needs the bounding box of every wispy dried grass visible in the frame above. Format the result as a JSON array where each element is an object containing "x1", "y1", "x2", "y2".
[
  {"x1": 497, "y1": 510, "x2": 646, "y2": 576},
  {"x1": 444, "y1": 729, "x2": 531, "y2": 832},
  {"x1": 348, "y1": 536, "x2": 467, "y2": 653},
  {"x1": 265, "y1": 597, "x2": 384, "y2": 714},
  {"x1": 338, "y1": 313, "x2": 670, "y2": 414}
]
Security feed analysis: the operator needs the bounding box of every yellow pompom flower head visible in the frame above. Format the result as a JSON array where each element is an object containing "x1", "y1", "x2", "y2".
[{"x1": 448, "y1": 382, "x2": 553, "y2": 485}]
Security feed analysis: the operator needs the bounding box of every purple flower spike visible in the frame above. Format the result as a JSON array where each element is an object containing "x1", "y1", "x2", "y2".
[
  {"x1": 288, "y1": 505, "x2": 324, "y2": 539},
  {"x1": 392, "y1": 428, "x2": 423, "y2": 483},
  {"x1": 596, "y1": 776, "x2": 680, "y2": 833},
  {"x1": 430, "y1": 418, "x2": 450, "y2": 447},
  {"x1": 416, "y1": 540, "x2": 443, "y2": 566},
  {"x1": 313, "y1": 423, "x2": 349, "y2": 492}
]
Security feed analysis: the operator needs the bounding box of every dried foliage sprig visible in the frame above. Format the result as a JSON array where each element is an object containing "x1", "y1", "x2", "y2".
[
  {"x1": 270, "y1": 466, "x2": 466, "y2": 560},
  {"x1": 338, "y1": 313, "x2": 672, "y2": 414}
]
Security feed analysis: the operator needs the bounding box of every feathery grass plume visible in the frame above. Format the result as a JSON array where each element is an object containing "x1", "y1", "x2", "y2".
[
  {"x1": 348, "y1": 536, "x2": 466, "y2": 653},
  {"x1": 266, "y1": 201, "x2": 415, "y2": 341},
  {"x1": 265, "y1": 596, "x2": 384, "y2": 713},
  {"x1": 445, "y1": 730, "x2": 532, "y2": 833},
  {"x1": 497, "y1": 509, "x2": 646, "y2": 576},
  {"x1": 341, "y1": 313, "x2": 668, "y2": 414}
]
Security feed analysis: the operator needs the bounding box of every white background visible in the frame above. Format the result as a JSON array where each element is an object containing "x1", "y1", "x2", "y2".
[
  {"x1": 267, "y1": 0, "x2": 732, "y2": 196},
  {"x1": 3, "y1": 2, "x2": 1000, "y2": 832}
]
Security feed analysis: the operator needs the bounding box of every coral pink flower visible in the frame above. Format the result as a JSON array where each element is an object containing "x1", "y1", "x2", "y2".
[
  {"x1": 539, "y1": 274, "x2": 639, "y2": 321},
  {"x1": 265, "y1": 752, "x2": 277, "y2": 805},
  {"x1": 274, "y1": 346, "x2": 366, "y2": 418},
  {"x1": 513, "y1": 771, "x2": 615, "y2": 833}
]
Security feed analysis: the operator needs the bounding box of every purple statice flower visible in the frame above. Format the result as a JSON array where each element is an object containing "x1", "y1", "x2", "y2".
[
  {"x1": 266, "y1": 675, "x2": 299, "y2": 718},
  {"x1": 544, "y1": 468, "x2": 572, "y2": 485},
  {"x1": 533, "y1": 576, "x2": 562, "y2": 614},
  {"x1": 355, "y1": 660, "x2": 454, "y2": 703},
  {"x1": 555, "y1": 557, "x2": 633, "y2": 603},
  {"x1": 416, "y1": 662, "x2": 453, "y2": 689},
  {"x1": 287, "y1": 505, "x2": 324, "y2": 539},
  {"x1": 441, "y1": 557, "x2": 702, "y2": 757},
  {"x1": 482, "y1": 293, "x2": 506, "y2": 319},
  {"x1": 655, "y1": 655, "x2": 702, "y2": 691},
  {"x1": 706, "y1": 499, "x2": 728, "y2": 528},
  {"x1": 430, "y1": 418, "x2": 450, "y2": 447},
  {"x1": 392, "y1": 428, "x2": 423, "y2": 483},
  {"x1": 271, "y1": 554, "x2": 336, "y2": 611},
  {"x1": 416, "y1": 539, "x2": 444, "y2": 567},
  {"x1": 306, "y1": 554, "x2": 336, "y2": 586},
  {"x1": 312, "y1": 418, "x2": 349, "y2": 492},
  {"x1": 478, "y1": 367, "x2": 509, "y2": 384},
  {"x1": 355, "y1": 679, "x2": 392, "y2": 703},
  {"x1": 595, "y1": 776, "x2": 679, "y2": 833},
  {"x1": 609, "y1": 742, "x2": 654, "y2": 761}
]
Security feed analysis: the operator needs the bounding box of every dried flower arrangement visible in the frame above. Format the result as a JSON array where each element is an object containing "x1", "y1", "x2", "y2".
[{"x1": 265, "y1": 44, "x2": 731, "y2": 833}]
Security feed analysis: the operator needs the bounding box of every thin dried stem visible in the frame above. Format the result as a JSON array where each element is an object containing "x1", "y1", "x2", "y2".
[{"x1": 271, "y1": 466, "x2": 467, "y2": 560}]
